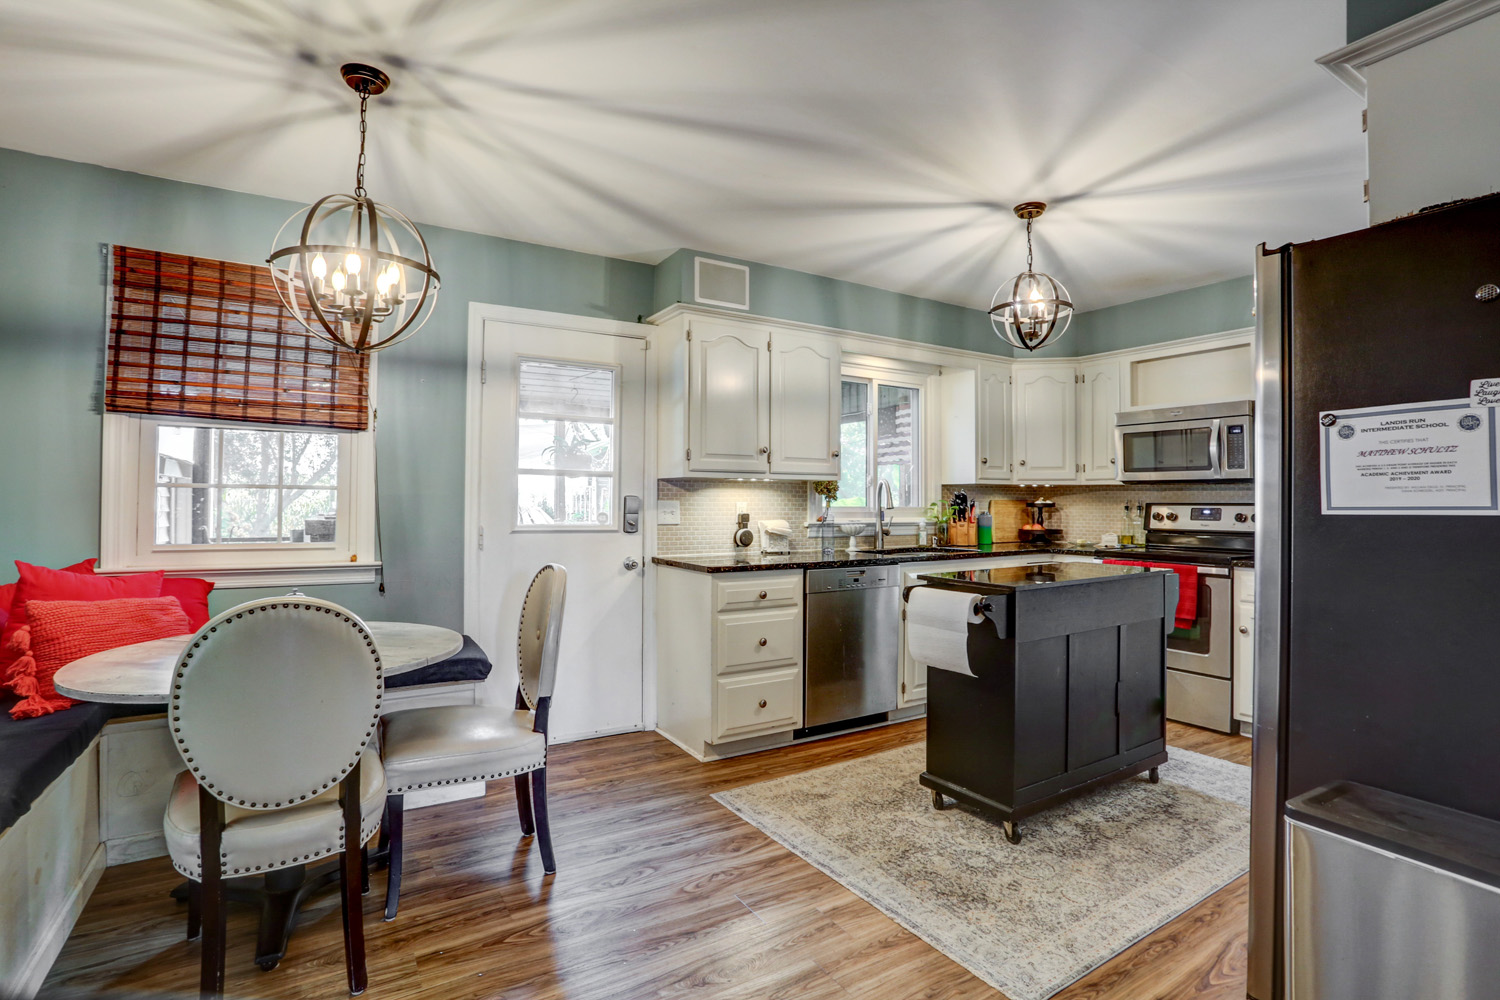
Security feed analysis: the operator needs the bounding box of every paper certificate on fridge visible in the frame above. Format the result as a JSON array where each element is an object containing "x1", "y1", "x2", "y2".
[{"x1": 1320, "y1": 399, "x2": 1499, "y2": 515}]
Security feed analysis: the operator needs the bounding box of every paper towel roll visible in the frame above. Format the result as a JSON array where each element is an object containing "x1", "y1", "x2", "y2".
[{"x1": 905, "y1": 587, "x2": 986, "y2": 678}]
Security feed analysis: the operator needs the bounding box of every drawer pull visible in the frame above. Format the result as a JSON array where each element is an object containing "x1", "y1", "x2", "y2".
[
  {"x1": 758, "y1": 637, "x2": 768, "y2": 646},
  {"x1": 758, "y1": 699, "x2": 768, "y2": 709},
  {"x1": 758, "y1": 590, "x2": 768, "y2": 600}
]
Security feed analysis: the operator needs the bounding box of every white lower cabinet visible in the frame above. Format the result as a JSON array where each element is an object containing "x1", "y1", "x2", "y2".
[
  {"x1": 655, "y1": 567, "x2": 806, "y2": 758},
  {"x1": 1233, "y1": 567, "x2": 1255, "y2": 728}
]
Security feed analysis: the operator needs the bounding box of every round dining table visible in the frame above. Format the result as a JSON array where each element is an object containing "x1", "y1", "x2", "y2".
[
  {"x1": 54, "y1": 620, "x2": 463, "y2": 703},
  {"x1": 53, "y1": 619, "x2": 464, "y2": 971}
]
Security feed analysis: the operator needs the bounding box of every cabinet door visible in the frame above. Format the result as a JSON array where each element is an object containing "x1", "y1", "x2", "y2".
[
  {"x1": 1077, "y1": 360, "x2": 1122, "y2": 482},
  {"x1": 769, "y1": 329, "x2": 840, "y2": 476},
  {"x1": 1013, "y1": 365, "x2": 1077, "y2": 481},
  {"x1": 1233, "y1": 569, "x2": 1255, "y2": 725},
  {"x1": 687, "y1": 317, "x2": 770, "y2": 474},
  {"x1": 976, "y1": 362, "x2": 1013, "y2": 481}
]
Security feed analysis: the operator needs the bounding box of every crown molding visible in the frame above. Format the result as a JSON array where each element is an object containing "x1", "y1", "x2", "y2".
[{"x1": 1318, "y1": 0, "x2": 1500, "y2": 96}]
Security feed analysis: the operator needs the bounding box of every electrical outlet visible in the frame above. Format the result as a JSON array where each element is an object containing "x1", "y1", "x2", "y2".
[
  {"x1": 657, "y1": 500, "x2": 680, "y2": 525},
  {"x1": 736, "y1": 501, "x2": 749, "y2": 516}
]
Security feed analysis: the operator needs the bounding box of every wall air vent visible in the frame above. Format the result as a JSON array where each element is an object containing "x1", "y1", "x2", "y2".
[{"x1": 694, "y1": 256, "x2": 750, "y2": 310}]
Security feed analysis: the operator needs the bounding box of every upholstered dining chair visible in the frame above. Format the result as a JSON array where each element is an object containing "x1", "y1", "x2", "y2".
[
  {"x1": 162, "y1": 598, "x2": 387, "y2": 998},
  {"x1": 380, "y1": 563, "x2": 566, "y2": 920}
]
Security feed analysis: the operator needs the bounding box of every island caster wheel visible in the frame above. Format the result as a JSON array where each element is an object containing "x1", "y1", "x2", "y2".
[
  {"x1": 256, "y1": 957, "x2": 280, "y2": 972},
  {"x1": 1003, "y1": 821, "x2": 1021, "y2": 845},
  {"x1": 1148, "y1": 767, "x2": 1160, "y2": 784},
  {"x1": 931, "y1": 789, "x2": 948, "y2": 811}
]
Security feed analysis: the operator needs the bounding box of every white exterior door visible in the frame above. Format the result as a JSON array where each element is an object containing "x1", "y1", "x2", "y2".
[
  {"x1": 1077, "y1": 360, "x2": 1122, "y2": 482},
  {"x1": 976, "y1": 362, "x2": 1013, "y2": 481},
  {"x1": 687, "y1": 316, "x2": 770, "y2": 474},
  {"x1": 1013, "y1": 365, "x2": 1077, "y2": 482},
  {"x1": 474, "y1": 317, "x2": 647, "y2": 742},
  {"x1": 768, "y1": 328, "x2": 840, "y2": 476}
]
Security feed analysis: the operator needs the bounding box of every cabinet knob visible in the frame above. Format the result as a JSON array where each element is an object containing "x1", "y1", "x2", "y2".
[
  {"x1": 1110, "y1": 457, "x2": 1116, "y2": 464},
  {"x1": 758, "y1": 637, "x2": 768, "y2": 646},
  {"x1": 1019, "y1": 459, "x2": 1027, "y2": 466},
  {"x1": 981, "y1": 457, "x2": 988, "y2": 464},
  {"x1": 1238, "y1": 625, "x2": 1250, "y2": 634},
  {"x1": 758, "y1": 699, "x2": 768, "y2": 709},
  {"x1": 758, "y1": 590, "x2": 768, "y2": 600},
  {"x1": 832, "y1": 450, "x2": 840, "y2": 458},
  {"x1": 759, "y1": 446, "x2": 769, "y2": 454}
]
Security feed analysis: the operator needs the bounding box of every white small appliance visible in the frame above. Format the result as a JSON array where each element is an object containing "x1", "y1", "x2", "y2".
[{"x1": 759, "y1": 519, "x2": 793, "y2": 554}]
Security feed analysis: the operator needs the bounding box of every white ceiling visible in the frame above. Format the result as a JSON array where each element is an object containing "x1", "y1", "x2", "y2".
[{"x1": 0, "y1": 0, "x2": 1367, "y2": 312}]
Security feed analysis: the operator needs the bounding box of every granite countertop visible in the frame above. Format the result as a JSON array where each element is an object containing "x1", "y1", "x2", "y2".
[
  {"x1": 652, "y1": 542, "x2": 1100, "y2": 574},
  {"x1": 918, "y1": 561, "x2": 1170, "y2": 594}
]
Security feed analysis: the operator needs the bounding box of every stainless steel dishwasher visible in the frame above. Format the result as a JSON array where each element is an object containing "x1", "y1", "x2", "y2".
[{"x1": 803, "y1": 566, "x2": 900, "y2": 729}]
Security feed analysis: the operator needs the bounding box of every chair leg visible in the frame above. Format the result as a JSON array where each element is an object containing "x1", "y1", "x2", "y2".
[
  {"x1": 186, "y1": 879, "x2": 202, "y2": 940},
  {"x1": 530, "y1": 767, "x2": 556, "y2": 875},
  {"x1": 339, "y1": 766, "x2": 368, "y2": 996},
  {"x1": 514, "y1": 773, "x2": 535, "y2": 836},
  {"x1": 361, "y1": 844, "x2": 371, "y2": 896},
  {"x1": 198, "y1": 788, "x2": 226, "y2": 1000},
  {"x1": 382, "y1": 795, "x2": 405, "y2": 922}
]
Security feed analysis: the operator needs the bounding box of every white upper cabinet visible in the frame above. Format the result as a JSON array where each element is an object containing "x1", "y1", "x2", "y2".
[
  {"x1": 976, "y1": 362, "x2": 1012, "y2": 481},
  {"x1": 688, "y1": 317, "x2": 771, "y2": 474},
  {"x1": 1077, "y1": 360, "x2": 1122, "y2": 482},
  {"x1": 768, "y1": 329, "x2": 840, "y2": 477},
  {"x1": 1012, "y1": 365, "x2": 1077, "y2": 482}
]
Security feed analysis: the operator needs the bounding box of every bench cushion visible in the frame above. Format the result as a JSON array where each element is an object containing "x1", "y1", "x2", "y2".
[
  {"x1": 384, "y1": 635, "x2": 493, "y2": 689},
  {"x1": 0, "y1": 694, "x2": 165, "y2": 836}
]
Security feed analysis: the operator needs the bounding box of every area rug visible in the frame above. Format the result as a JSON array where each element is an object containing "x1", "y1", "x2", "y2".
[{"x1": 713, "y1": 744, "x2": 1250, "y2": 1000}]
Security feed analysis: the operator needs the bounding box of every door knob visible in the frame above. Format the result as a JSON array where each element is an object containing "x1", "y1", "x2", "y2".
[
  {"x1": 1238, "y1": 625, "x2": 1249, "y2": 634},
  {"x1": 623, "y1": 557, "x2": 640, "y2": 571}
]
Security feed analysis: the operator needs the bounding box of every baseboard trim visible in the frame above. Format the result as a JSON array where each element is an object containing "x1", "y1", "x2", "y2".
[{"x1": 9, "y1": 842, "x2": 106, "y2": 998}]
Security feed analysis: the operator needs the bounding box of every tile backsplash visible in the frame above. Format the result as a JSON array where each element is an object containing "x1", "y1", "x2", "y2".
[
  {"x1": 941, "y1": 482, "x2": 1254, "y2": 543},
  {"x1": 655, "y1": 479, "x2": 812, "y2": 554}
]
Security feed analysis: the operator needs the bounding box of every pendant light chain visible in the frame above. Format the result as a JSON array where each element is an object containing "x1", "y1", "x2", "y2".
[
  {"x1": 353, "y1": 90, "x2": 370, "y2": 199},
  {"x1": 1025, "y1": 217, "x2": 1034, "y2": 273}
]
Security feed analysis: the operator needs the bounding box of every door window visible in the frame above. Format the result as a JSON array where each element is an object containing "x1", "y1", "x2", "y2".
[{"x1": 514, "y1": 358, "x2": 618, "y2": 527}]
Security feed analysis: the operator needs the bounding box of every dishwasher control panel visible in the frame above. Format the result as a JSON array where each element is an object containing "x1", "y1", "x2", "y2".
[{"x1": 805, "y1": 566, "x2": 896, "y2": 593}]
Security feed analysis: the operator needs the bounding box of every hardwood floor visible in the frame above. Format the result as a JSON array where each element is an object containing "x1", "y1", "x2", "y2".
[{"x1": 41, "y1": 721, "x2": 1252, "y2": 999}]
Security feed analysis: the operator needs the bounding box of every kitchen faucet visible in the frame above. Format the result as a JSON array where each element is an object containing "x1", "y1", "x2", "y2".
[{"x1": 875, "y1": 479, "x2": 893, "y2": 552}]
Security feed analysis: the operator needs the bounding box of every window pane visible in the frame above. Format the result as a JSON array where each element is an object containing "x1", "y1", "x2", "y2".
[
  {"x1": 518, "y1": 360, "x2": 615, "y2": 418},
  {"x1": 216, "y1": 488, "x2": 280, "y2": 541},
  {"x1": 517, "y1": 474, "x2": 614, "y2": 526},
  {"x1": 283, "y1": 432, "x2": 340, "y2": 486},
  {"x1": 517, "y1": 419, "x2": 614, "y2": 472},
  {"x1": 283, "y1": 489, "x2": 337, "y2": 542},
  {"x1": 156, "y1": 425, "x2": 215, "y2": 485},
  {"x1": 835, "y1": 380, "x2": 869, "y2": 507},
  {"x1": 221, "y1": 429, "x2": 280, "y2": 486},
  {"x1": 877, "y1": 384, "x2": 920, "y2": 507},
  {"x1": 155, "y1": 486, "x2": 208, "y2": 544}
]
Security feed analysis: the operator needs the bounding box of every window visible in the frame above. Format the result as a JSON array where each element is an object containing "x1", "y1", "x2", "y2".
[
  {"x1": 819, "y1": 366, "x2": 929, "y2": 519},
  {"x1": 99, "y1": 245, "x2": 377, "y2": 585},
  {"x1": 514, "y1": 358, "x2": 618, "y2": 529}
]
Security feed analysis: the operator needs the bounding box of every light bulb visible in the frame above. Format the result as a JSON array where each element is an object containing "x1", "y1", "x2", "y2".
[
  {"x1": 384, "y1": 263, "x2": 400, "y2": 285},
  {"x1": 1028, "y1": 283, "x2": 1043, "y2": 301},
  {"x1": 331, "y1": 269, "x2": 346, "y2": 292},
  {"x1": 345, "y1": 252, "x2": 362, "y2": 275},
  {"x1": 311, "y1": 254, "x2": 327, "y2": 279}
]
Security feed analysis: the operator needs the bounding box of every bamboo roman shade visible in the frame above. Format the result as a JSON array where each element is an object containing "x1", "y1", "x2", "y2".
[{"x1": 105, "y1": 245, "x2": 371, "y2": 431}]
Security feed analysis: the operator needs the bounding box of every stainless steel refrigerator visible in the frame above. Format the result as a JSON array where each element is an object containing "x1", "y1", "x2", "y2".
[{"x1": 1249, "y1": 193, "x2": 1500, "y2": 998}]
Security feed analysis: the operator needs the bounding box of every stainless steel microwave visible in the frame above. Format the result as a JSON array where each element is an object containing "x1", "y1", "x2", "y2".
[{"x1": 1114, "y1": 401, "x2": 1254, "y2": 481}]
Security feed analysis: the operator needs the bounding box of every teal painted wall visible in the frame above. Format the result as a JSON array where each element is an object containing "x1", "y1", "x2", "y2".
[
  {"x1": 1024, "y1": 275, "x2": 1254, "y2": 359},
  {"x1": 1347, "y1": 0, "x2": 1445, "y2": 41},
  {"x1": 0, "y1": 147, "x2": 655, "y2": 627},
  {"x1": 652, "y1": 249, "x2": 1011, "y2": 357}
]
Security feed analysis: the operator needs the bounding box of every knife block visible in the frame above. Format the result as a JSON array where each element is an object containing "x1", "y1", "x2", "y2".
[{"x1": 948, "y1": 521, "x2": 977, "y2": 546}]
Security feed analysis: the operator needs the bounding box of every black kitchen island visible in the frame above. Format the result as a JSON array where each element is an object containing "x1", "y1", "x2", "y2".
[{"x1": 911, "y1": 562, "x2": 1177, "y2": 843}]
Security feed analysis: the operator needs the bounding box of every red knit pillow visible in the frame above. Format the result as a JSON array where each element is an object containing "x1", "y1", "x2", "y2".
[
  {"x1": 0, "y1": 563, "x2": 164, "y2": 687},
  {"x1": 10, "y1": 597, "x2": 192, "y2": 719}
]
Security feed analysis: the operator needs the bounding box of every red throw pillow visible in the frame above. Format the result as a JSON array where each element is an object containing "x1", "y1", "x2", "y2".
[
  {"x1": 0, "y1": 562, "x2": 164, "y2": 688},
  {"x1": 0, "y1": 583, "x2": 12, "y2": 630},
  {"x1": 11, "y1": 597, "x2": 191, "y2": 719},
  {"x1": 160, "y1": 577, "x2": 215, "y2": 631}
]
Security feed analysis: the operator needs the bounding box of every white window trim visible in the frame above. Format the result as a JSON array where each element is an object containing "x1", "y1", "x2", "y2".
[
  {"x1": 810, "y1": 360, "x2": 940, "y2": 525},
  {"x1": 99, "y1": 413, "x2": 380, "y2": 587}
]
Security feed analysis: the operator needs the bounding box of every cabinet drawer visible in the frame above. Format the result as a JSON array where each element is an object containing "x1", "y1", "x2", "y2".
[
  {"x1": 714, "y1": 607, "x2": 802, "y2": 674},
  {"x1": 714, "y1": 574, "x2": 801, "y2": 612},
  {"x1": 712, "y1": 667, "x2": 802, "y2": 742}
]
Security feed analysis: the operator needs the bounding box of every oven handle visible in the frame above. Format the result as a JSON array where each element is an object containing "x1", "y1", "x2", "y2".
[{"x1": 1207, "y1": 417, "x2": 1223, "y2": 478}]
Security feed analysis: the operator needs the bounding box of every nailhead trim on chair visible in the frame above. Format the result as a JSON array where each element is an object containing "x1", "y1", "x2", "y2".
[
  {"x1": 386, "y1": 757, "x2": 543, "y2": 795},
  {"x1": 169, "y1": 602, "x2": 384, "y2": 809},
  {"x1": 170, "y1": 811, "x2": 383, "y2": 880}
]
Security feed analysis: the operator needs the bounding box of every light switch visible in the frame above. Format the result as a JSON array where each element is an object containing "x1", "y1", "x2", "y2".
[
  {"x1": 658, "y1": 500, "x2": 681, "y2": 525},
  {"x1": 736, "y1": 501, "x2": 749, "y2": 516}
]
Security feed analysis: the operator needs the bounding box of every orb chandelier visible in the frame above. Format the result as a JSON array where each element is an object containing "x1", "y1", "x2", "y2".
[
  {"x1": 989, "y1": 202, "x2": 1072, "y2": 352},
  {"x1": 268, "y1": 63, "x2": 440, "y2": 353}
]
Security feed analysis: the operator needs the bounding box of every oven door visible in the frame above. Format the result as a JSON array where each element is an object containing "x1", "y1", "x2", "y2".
[{"x1": 1115, "y1": 417, "x2": 1222, "y2": 481}]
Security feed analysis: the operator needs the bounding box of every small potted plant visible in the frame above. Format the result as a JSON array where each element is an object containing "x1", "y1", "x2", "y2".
[{"x1": 813, "y1": 480, "x2": 839, "y2": 521}]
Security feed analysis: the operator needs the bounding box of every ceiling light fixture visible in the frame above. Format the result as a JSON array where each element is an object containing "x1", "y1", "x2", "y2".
[
  {"x1": 990, "y1": 202, "x2": 1072, "y2": 352},
  {"x1": 268, "y1": 63, "x2": 440, "y2": 353}
]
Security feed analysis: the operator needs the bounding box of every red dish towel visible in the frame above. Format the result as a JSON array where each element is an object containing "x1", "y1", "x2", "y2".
[{"x1": 1103, "y1": 560, "x2": 1199, "y2": 629}]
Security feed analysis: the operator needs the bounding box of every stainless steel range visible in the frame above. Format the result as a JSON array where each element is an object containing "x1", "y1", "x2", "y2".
[{"x1": 1099, "y1": 502, "x2": 1254, "y2": 733}]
